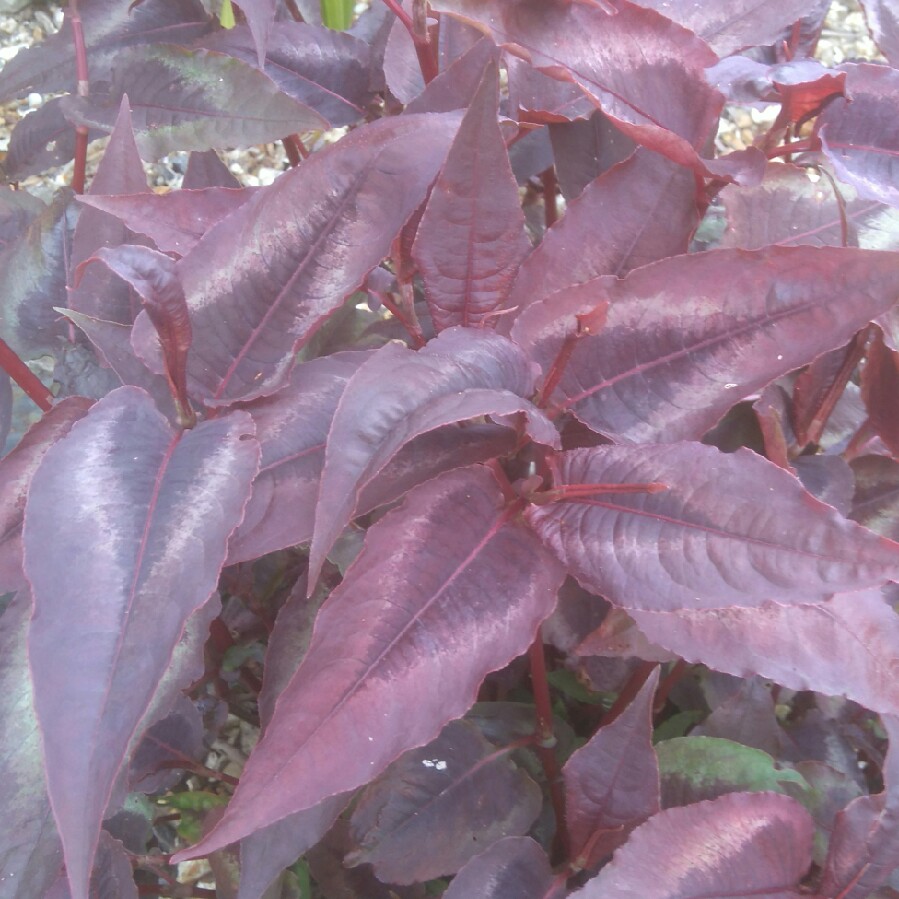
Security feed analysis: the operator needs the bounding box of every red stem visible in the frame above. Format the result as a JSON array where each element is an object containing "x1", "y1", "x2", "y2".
[
  {"x1": 0, "y1": 338, "x2": 53, "y2": 411},
  {"x1": 378, "y1": 291, "x2": 426, "y2": 349},
  {"x1": 537, "y1": 333, "x2": 579, "y2": 409},
  {"x1": 765, "y1": 138, "x2": 816, "y2": 160},
  {"x1": 68, "y1": 0, "x2": 90, "y2": 194},
  {"x1": 653, "y1": 659, "x2": 688, "y2": 715},
  {"x1": 601, "y1": 661, "x2": 657, "y2": 727},
  {"x1": 382, "y1": 0, "x2": 438, "y2": 83},
  {"x1": 542, "y1": 167, "x2": 558, "y2": 230}
]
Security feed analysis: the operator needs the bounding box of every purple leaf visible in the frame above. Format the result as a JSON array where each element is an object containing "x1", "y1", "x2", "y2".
[
  {"x1": 507, "y1": 56, "x2": 595, "y2": 124},
  {"x1": 79, "y1": 187, "x2": 259, "y2": 257},
  {"x1": 309, "y1": 328, "x2": 558, "y2": 586},
  {"x1": 850, "y1": 455, "x2": 899, "y2": 542},
  {"x1": 233, "y1": 0, "x2": 274, "y2": 68},
  {"x1": 176, "y1": 111, "x2": 462, "y2": 405},
  {"x1": 629, "y1": 590, "x2": 899, "y2": 716},
  {"x1": 347, "y1": 719, "x2": 541, "y2": 883},
  {"x1": 692, "y1": 678, "x2": 786, "y2": 757},
  {"x1": 23, "y1": 387, "x2": 259, "y2": 899},
  {"x1": 200, "y1": 22, "x2": 376, "y2": 126},
  {"x1": 859, "y1": 0, "x2": 899, "y2": 63},
  {"x1": 413, "y1": 63, "x2": 529, "y2": 331},
  {"x1": 820, "y1": 64, "x2": 899, "y2": 209},
  {"x1": 573, "y1": 791, "x2": 813, "y2": 898},
  {"x1": 431, "y1": 0, "x2": 725, "y2": 173},
  {"x1": 0, "y1": 398, "x2": 93, "y2": 593},
  {"x1": 527, "y1": 444, "x2": 899, "y2": 611},
  {"x1": 564, "y1": 668, "x2": 660, "y2": 869},
  {"x1": 183, "y1": 150, "x2": 241, "y2": 189},
  {"x1": 862, "y1": 332, "x2": 899, "y2": 456},
  {"x1": 631, "y1": 0, "x2": 827, "y2": 56},
  {"x1": 405, "y1": 37, "x2": 500, "y2": 115},
  {"x1": 172, "y1": 465, "x2": 565, "y2": 858},
  {"x1": 0, "y1": 185, "x2": 45, "y2": 252},
  {"x1": 505, "y1": 149, "x2": 698, "y2": 321},
  {"x1": 0, "y1": 0, "x2": 213, "y2": 101},
  {"x1": 384, "y1": 11, "x2": 425, "y2": 104},
  {"x1": 62, "y1": 45, "x2": 328, "y2": 160},
  {"x1": 512, "y1": 246, "x2": 899, "y2": 443},
  {"x1": 442, "y1": 836, "x2": 558, "y2": 899},
  {"x1": 820, "y1": 715, "x2": 899, "y2": 898}
]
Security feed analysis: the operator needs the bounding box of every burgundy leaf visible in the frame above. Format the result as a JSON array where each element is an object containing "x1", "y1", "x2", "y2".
[
  {"x1": 0, "y1": 372, "x2": 9, "y2": 450},
  {"x1": 0, "y1": 0, "x2": 213, "y2": 101},
  {"x1": 383, "y1": 11, "x2": 425, "y2": 104},
  {"x1": 405, "y1": 37, "x2": 500, "y2": 115},
  {"x1": 23, "y1": 387, "x2": 259, "y2": 899},
  {"x1": 79, "y1": 187, "x2": 258, "y2": 257},
  {"x1": 62, "y1": 45, "x2": 328, "y2": 160},
  {"x1": 820, "y1": 715, "x2": 899, "y2": 898},
  {"x1": 506, "y1": 56, "x2": 595, "y2": 124},
  {"x1": 83, "y1": 246, "x2": 194, "y2": 425},
  {"x1": 0, "y1": 398, "x2": 92, "y2": 593},
  {"x1": 692, "y1": 679, "x2": 785, "y2": 757},
  {"x1": 183, "y1": 150, "x2": 241, "y2": 189},
  {"x1": 563, "y1": 668, "x2": 661, "y2": 869},
  {"x1": 512, "y1": 247, "x2": 899, "y2": 443},
  {"x1": 309, "y1": 328, "x2": 558, "y2": 586},
  {"x1": 431, "y1": 0, "x2": 725, "y2": 173},
  {"x1": 572, "y1": 792, "x2": 813, "y2": 898},
  {"x1": 200, "y1": 22, "x2": 376, "y2": 126},
  {"x1": 233, "y1": 0, "x2": 274, "y2": 68},
  {"x1": 527, "y1": 444, "x2": 899, "y2": 611},
  {"x1": 721, "y1": 162, "x2": 899, "y2": 251},
  {"x1": 629, "y1": 589, "x2": 899, "y2": 716},
  {"x1": 505, "y1": 149, "x2": 698, "y2": 321},
  {"x1": 0, "y1": 186, "x2": 44, "y2": 252},
  {"x1": 43, "y1": 831, "x2": 138, "y2": 899},
  {"x1": 577, "y1": 609, "x2": 677, "y2": 664},
  {"x1": 69, "y1": 97, "x2": 150, "y2": 325},
  {"x1": 862, "y1": 331, "x2": 899, "y2": 456},
  {"x1": 631, "y1": 0, "x2": 831, "y2": 57},
  {"x1": 172, "y1": 465, "x2": 566, "y2": 858},
  {"x1": 442, "y1": 836, "x2": 558, "y2": 899},
  {"x1": 347, "y1": 719, "x2": 542, "y2": 883},
  {"x1": 412, "y1": 63, "x2": 530, "y2": 331},
  {"x1": 851, "y1": 455, "x2": 899, "y2": 542},
  {"x1": 176, "y1": 111, "x2": 462, "y2": 405},
  {"x1": 0, "y1": 590, "x2": 63, "y2": 899},
  {"x1": 859, "y1": 0, "x2": 899, "y2": 63},
  {"x1": 820, "y1": 64, "x2": 899, "y2": 209}
]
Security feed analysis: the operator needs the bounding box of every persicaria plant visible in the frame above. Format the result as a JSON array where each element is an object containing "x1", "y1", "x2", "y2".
[{"x1": 4, "y1": 0, "x2": 899, "y2": 895}]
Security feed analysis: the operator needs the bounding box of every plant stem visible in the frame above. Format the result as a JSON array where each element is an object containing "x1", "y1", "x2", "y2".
[
  {"x1": 537, "y1": 333, "x2": 578, "y2": 409},
  {"x1": 68, "y1": 0, "x2": 90, "y2": 194},
  {"x1": 542, "y1": 167, "x2": 558, "y2": 230},
  {"x1": 282, "y1": 134, "x2": 308, "y2": 167},
  {"x1": 0, "y1": 338, "x2": 53, "y2": 411},
  {"x1": 378, "y1": 290, "x2": 426, "y2": 349},
  {"x1": 528, "y1": 630, "x2": 568, "y2": 862},
  {"x1": 382, "y1": 0, "x2": 438, "y2": 83},
  {"x1": 653, "y1": 659, "x2": 688, "y2": 715},
  {"x1": 601, "y1": 661, "x2": 657, "y2": 727}
]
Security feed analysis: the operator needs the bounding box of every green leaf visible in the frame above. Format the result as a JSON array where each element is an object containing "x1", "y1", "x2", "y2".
[
  {"x1": 219, "y1": 0, "x2": 236, "y2": 29},
  {"x1": 321, "y1": 0, "x2": 355, "y2": 29}
]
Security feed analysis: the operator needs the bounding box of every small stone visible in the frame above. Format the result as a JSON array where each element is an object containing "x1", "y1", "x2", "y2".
[{"x1": 26, "y1": 91, "x2": 40, "y2": 108}]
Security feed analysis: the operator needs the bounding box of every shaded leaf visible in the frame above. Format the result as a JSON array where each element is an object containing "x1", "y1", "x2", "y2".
[
  {"x1": 563, "y1": 668, "x2": 660, "y2": 870},
  {"x1": 573, "y1": 791, "x2": 813, "y2": 898},
  {"x1": 0, "y1": 185, "x2": 45, "y2": 252},
  {"x1": 692, "y1": 678, "x2": 786, "y2": 757},
  {"x1": 850, "y1": 455, "x2": 899, "y2": 542},
  {"x1": 62, "y1": 45, "x2": 328, "y2": 160},
  {"x1": 309, "y1": 328, "x2": 558, "y2": 585},
  {"x1": 441, "y1": 837, "x2": 557, "y2": 899},
  {"x1": 629, "y1": 590, "x2": 899, "y2": 716},
  {"x1": 183, "y1": 150, "x2": 241, "y2": 189},
  {"x1": 177, "y1": 111, "x2": 461, "y2": 404},
  {"x1": 527, "y1": 444, "x2": 899, "y2": 611},
  {"x1": 863, "y1": 331, "x2": 899, "y2": 456},
  {"x1": 347, "y1": 719, "x2": 542, "y2": 883},
  {"x1": 23, "y1": 387, "x2": 259, "y2": 899},
  {"x1": 512, "y1": 247, "x2": 899, "y2": 443},
  {"x1": 859, "y1": 0, "x2": 899, "y2": 64},
  {"x1": 173, "y1": 465, "x2": 566, "y2": 857}
]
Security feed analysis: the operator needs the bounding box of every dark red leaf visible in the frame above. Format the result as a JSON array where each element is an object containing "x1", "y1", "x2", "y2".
[
  {"x1": 412, "y1": 63, "x2": 530, "y2": 331},
  {"x1": 347, "y1": 719, "x2": 542, "y2": 883},
  {"x1": 850, "y1": 455, "x2": 899, "y2": 542},
  {"x1": 233, "y1": 0, "x2": 274, "y2": 68},
  {"x1": 183, "y1": 150, "x2": 241, "y2": 189},
  {"x1": 442, "y1": 837, "x2": 558, "y2": 899},
  {"x1": 512, "y1": 247, "x2": 899, "y2": 443},
  {"x1": 859, "y1": 0, "x2": 899, "y2": 63},
  {"x1": 506, "y1": 56, "x2": 595, "y2": 124},
  {"x1": 527, "y1": 444, "x2": 899, "y2": 611},
  {"x1": 0, "y1": 398, "x2": 92, "y2": 593},
  {"x1": 172, "y1": 465, "x2": 565, "y2": 858},
  {"x1": 405, "y1": 37, "x2": 500, "y2": 115},
  {"x1": 564, "y1": 668, "x2": 660, "y2": 869},
  {"x1": 176, "y1": 111, "x2": 462, "y2": 405},
  {"x1": 692, "y1": 679, "x2": 785, "y2": 757},
  {"x1": 629, "y1": 589, "x2": 899, "y2": 716},
  {"x1": 23, "y1": 387, "x2": 258, "y2": 899},
  {"x1": 573, "y1": 792, "x2": 812, "y2": 898},
  {"x1": 309, "y1": 328, "x2": 558, "y2": 586},
  {"x1": 862, "y1": 331, "x2": 899, "y2": 456},
  {"x1": 383, "y1": 12, "x2": 424, "y2": 104}
]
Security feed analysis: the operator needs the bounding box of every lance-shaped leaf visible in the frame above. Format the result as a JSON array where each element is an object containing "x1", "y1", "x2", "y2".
[
  {"x1": 629, "y1": 590, "x2": 899, "y2": 716},
  {"x1": 0, "y1": 397, "x2": 93, "y2": 593},
  {"x1": 79, "y1": 188, "x2": 258, "y2": 257},
  {"x1": 820, "y1": 64, "x2": 899, "y2": 209},
  {"x1": 309, "y1": 328, "x2": 559, "y2": 586},
  {"x1": 405, "y1": 37, "x2": 500, "y2": 115},
  {"x1": 172, "y1": 465, "x2": 566, "y2": 858},
  {"x1": 200, "y1": 22, "x2": 376, "y2": 126},
  {"x1": 347, "y1": 719, "x2": 541, "y2": 883},
  {"x1": 0, "y1": 0, "x2": 213, "y2": 101},
  {"x1": 412, "y1": 63, "x2": 529, "y2": 331},
  {"x1": 526, "y1": 444, "x2": 899, "y2": 611},
  {"x1": 513, "y1": 246, "x2": 899, "y2": 443},
  {"x1": 176, "y1": 111, "x2": 462, "y2": 405},
  {"x1": 183, "y1": 150, "x2": 240, "y2": 189},
  {"x1": 23, "y1": 387, "x2": 259, "y2": 899},
  {"x1": 850, "y1": 455, "x2": 899, "y2": 543},
  {"x1": 572, "y1": 792, "x2": 813, "y2": 898},
  {"x1": 430, "y1": 0, "x2": 724, "y2": 173},
  {"x1": 564, "y1": 668, "x2": 660, "y2": 870},
  {"x1": 61, "y1": 45, "x2": 328, "y2": 160},
  {"x1": 860, "y1": 0, "x2": 899, "y2": 64},
  {"x1": 443, "y1": 837, "x2": 558, "y2": 899},
  {"x1": 820, "y1": 714, "x2": 899, "y2": 898},
  {"x1": 233, "y1": 0, "x2": 274, "y2": 68}
]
